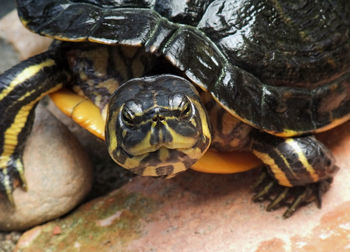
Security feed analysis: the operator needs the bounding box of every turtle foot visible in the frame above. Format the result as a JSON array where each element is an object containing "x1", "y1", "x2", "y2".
[
  {"x1": 252, "y1": 168, "x2": 332, "y2": 218},
  {"x1": 0, "y1": 157, "x2": 27, "y2": 206}
]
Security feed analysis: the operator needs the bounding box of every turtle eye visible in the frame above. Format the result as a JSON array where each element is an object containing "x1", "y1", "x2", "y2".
[
  {"x1": 122, "y1": 108, "x2": 135, "y2": 125},
  {"x1": 121, "y1": 100, "x2": 142, "y2": 126},
  {"x1": 169, "y1": 93, "x2": 192, "y2": 118}
]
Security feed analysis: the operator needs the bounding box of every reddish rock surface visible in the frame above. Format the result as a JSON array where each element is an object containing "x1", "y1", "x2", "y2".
[{"x1": 15, "y1": 121, "x2": 350, "y2": 251}]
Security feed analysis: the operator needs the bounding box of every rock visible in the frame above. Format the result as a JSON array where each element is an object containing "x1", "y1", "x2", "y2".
[
  {"x1": 0, "y1": 38, "x2": 19, "y2": 73},
  {"x1": 46, "y1": 100, "x2": 109, "y2": 160},
  {"x1": 14, "y1": 121, "x2": 350, "y2": 251},
  {"x1": 46, "y1": 99, "x2": 134, "y2": 199},
  {"x1": 0, "y1": 11, "x2": 51, "y2": 60},
  {"x1": 0, "y1": 231, "x2": 21, "y2": 252},
  {"x1": 0, "y1": 105, "x2": 93, "y2": 231}
]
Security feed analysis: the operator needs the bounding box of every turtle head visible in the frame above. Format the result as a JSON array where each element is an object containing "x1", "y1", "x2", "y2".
[{"x1": 106, "y1": 75, "x2": 211, "y2": 177}]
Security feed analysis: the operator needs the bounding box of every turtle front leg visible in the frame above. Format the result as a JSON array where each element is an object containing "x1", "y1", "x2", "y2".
[
  {"x1": 0, "y1": 51, "x2": 70, "y2": 204},
  {"x1": 250, "y1": 132, "x2": 338, "y2": 217}
]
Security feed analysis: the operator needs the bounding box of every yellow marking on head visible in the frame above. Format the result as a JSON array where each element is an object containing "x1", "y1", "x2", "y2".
[
  {"x1": 101, "y1": 105, "x2": 108, "y2": 123},
  {"x1": 159, "y1": 147, "x2": 169, "y2": 162},
  {"x1": 0, "y1": 84, "x2": 63, "y2": 169},
  {"x1": 190, "y1": 117, "x2": 197, "y2": 128},
  {"x1": 122, "y1": 130, "x2": 127, "y2": 138},
  {"x1": 163, "y1": 122, "x2": 198, "y2": 149},
  {"x1": 126, "y1": 127, "x2": 153, "y2": 155},
  {"x1": 122, "y1": 153, "x2": 147, "y2": 169},
  {"x1": 141, "y1": 166, "x2": 160, "y2": 176},
  {"x1": 107, "y1": 109, "x2": 119, "y2": 151},
  {"x1": 192, "y1": 99, "x2": 211, "y2": 141},
  {"x1": 159, "y1": 125, "x2": 163, "y2": 142},
  {"x1": 252, "y1": 150, "x2": 292, "y2": 187},
  {"x1": 180, "y1": 146, "x2": 204, "y2": 160},
  {"x1": 170, "y1": 162, "x2": 187, "y2": 175},
  {"x1": 142, "y1": 162, "x2": 187, "y2": 177},
  {"x1": 286, "y1": 139, "x2": 319, "y2": 182},
  {"x1": 0, "y1": 59, "x2": 56, "y2": 102}
]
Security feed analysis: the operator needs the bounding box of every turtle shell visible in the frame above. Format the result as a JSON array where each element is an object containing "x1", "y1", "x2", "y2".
[{"x1": 16, "y1": 0, "x2": 350, "y2": 136}]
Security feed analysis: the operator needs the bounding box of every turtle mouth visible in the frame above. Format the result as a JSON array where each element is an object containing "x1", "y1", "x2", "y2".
[
  {"x1": 124, "y1": 142, "x2": 209, "y2": 177},
  {"x1": 124, "y1": 136, "x2": 199, "y2": 156}
]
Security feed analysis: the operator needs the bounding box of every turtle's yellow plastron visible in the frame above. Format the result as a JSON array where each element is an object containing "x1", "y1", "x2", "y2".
[
  {"x1": 192, "y1": 150, "x2": 261, "y2": 174},
  {"x1": 50, "y1": 89, "x2": 261, "y2": 174},
  {"x1": 50, "y1": 89, "x2": 105, "y2": 140}
]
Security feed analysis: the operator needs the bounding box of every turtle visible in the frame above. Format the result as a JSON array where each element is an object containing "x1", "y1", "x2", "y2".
[{"x1": 0, "y1": 0, "x2": 346, "y2": 218}]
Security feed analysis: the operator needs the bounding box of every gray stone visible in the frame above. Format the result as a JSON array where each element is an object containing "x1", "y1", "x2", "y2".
[
  {"x1": 0, "y1": 38, "x2": 18, "y2": 73},
  {"x1": 0, "y1": 105, "x2": 93, "y2": 231},
  {"x1": 46, "y1": 100, "x2": 134, "y2": 199}
]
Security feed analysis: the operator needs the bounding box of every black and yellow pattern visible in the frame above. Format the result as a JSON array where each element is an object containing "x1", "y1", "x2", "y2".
[
  {"x1": 250, "y1": 133, "x2": 338, "y2": 187},
  {"x1": 0, "y1": 50, "x2": 70, "y2": 202},
  {"x1": 106, "y1": 75, "x2": 211, "y2": 177}
]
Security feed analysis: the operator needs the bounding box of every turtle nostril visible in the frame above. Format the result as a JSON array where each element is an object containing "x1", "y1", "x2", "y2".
[{"x1": 153, "y1": 115, "x2": 165, "y2": 122}]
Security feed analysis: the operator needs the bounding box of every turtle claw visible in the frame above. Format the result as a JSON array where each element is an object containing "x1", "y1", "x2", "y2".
[
  {"x1": 282, "y1": 186, "x2": 311, "y2": 218},
  {"x1": 252, "y1": 180, "x2": 275, "y2": 202},
  {"x1": 252, "y1": 168, "x2": 333, "y2": 218},
  {"x1": 252, "y1": 171, "x2": 267, "y2": 191},
  {"x1": 0, "y1": 157, "x2": 27, "y2": 206},
  {"x1": 266, "y1": 187, "x2": 289, "y2": 211}
]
